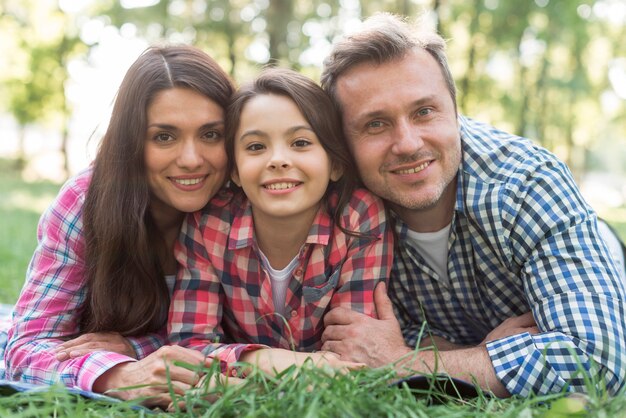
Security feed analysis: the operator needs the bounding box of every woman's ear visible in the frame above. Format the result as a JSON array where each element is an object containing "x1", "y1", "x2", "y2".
[
  {"x1": 330, "y1": 162, "x2": 343, "y2": 182},
  {"x1": 231, "y1": 168, "x2": 242, "y2": 187}
]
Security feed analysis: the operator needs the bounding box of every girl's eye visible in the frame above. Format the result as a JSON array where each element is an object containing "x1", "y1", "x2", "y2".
[
  {"x1": 154, "y1": 133, "x2": 174, "y2": 143},
  {"x1": 293, "y1": 138, "x2": 311, "y2": 148},
  {"x1": 246, "y1": 143, "x2": 265, "y2": 152}
]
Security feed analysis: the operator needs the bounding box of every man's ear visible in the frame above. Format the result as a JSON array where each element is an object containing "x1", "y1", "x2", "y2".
[
  {"x1": 231, "y1": 168, "x2": 242, "y2": 187},
  {"x1": 330, "y1": 162, "x2": 343, "y2": 182}
]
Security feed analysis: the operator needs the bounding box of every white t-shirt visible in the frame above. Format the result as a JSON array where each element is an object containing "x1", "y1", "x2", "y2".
[
  {"x1": 259, "y1": 250, "x2": 300, "y2": 316},
  {"x1": 402, "y1": 223, "x2": 452, "y2": 286}
]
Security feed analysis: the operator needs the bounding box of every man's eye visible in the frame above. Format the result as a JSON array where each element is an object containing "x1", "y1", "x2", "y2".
[{"x1": 367, "y1": 121, "x2": 384, "y2": 129}]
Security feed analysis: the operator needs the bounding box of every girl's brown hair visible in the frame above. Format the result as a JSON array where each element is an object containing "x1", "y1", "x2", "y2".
[
  {"x1": 81, "y1": 45, "x2": 234, "y2": 336},
  {"x1": 225, "y1": 67, "x2": 358, "y2": 235}
]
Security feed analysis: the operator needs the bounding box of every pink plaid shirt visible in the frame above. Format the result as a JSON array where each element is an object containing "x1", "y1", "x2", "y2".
[
  {"x1": 5, "y1": 169, "x2": 165, "y2": 391},
  {"x1": 168, "y1": 187, "x2": 393, "y2": 367}
]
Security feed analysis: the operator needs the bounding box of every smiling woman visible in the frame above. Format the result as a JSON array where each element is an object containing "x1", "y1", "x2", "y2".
[{"x1": 3, "y1": 44, "x2": 235, "y2": 408}]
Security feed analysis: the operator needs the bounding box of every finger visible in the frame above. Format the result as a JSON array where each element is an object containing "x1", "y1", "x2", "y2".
[
  {"x1": 323, "y1": 307, "x2": 360, "y2": 327},
  {"x1": 373, "y1": 282, "x2": 396, "y2": 321},
  {"x1": 321, "y1": 324, "x2": 349, "y2": 344},
  {"x1": 321, "y1": 340, "x2": 343, "y2": 356},
  {"x1": 55, "y1": 335, "x2": 91, "y2": 351},
  {"x1": 526, "y1": 326, "x2": 540, "y2": 335}
]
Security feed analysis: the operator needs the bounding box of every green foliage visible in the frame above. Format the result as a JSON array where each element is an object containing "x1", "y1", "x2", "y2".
[
  {"x1": 1, "y1": 362, "x2": 626, "y2": 417},
  {"x1": 0, "y1": 158, "x2": 61, "y2": 304}
]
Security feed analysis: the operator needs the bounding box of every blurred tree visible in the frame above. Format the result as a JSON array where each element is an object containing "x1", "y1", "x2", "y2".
[{"x1": 1, "y1": 0, "x2": 84, "y2": 176}]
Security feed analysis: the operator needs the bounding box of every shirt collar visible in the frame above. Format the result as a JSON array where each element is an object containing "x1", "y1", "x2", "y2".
[{"x1": 228, "y1": 193, "x2": 332, "y2": 250}]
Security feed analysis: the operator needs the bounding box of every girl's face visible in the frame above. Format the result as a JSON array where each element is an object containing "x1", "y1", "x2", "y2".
[
  {"x1": 144, "y1": 87, "x2": 227, "y2": 223},
  {"x1": 232, "y1": 94, "x2": 342, "y2": 225}
]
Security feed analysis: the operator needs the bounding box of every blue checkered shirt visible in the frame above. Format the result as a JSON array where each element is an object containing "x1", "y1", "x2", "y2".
[{"x1": 389, "y1": 116, "x2": 626, "y2": 396}]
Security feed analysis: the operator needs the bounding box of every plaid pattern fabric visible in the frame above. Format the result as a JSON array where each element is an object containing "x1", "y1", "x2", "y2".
[
  {"x1": 389, "y1": 116, "x2": 626, "y2": 396},
  {"x1": 4, "y1": 169, "x2": 166, "y2": 391},
  {"x1": 169, "y1": 187, "x2": 393, "y2": 366}
]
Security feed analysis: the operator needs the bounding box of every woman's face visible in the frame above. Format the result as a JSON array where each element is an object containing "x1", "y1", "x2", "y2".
[{"x1": 144, "y1": 87, "x2": 227, "y2": 220}]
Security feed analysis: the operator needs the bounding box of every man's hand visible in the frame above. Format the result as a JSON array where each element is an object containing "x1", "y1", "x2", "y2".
[
  {"x1": 321, "y1": 282, "x2": 411, "y2": 367},
  {"x1": 54, "y1": 332, "x2": 136, "y2": 361},
  {"x1": 481, "y1": 312, "x2": 539, "y2": 345}
]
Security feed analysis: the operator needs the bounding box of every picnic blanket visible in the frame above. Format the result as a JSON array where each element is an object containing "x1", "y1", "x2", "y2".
[{"x1": 0, "y1": 303, "x2": 12, "y2": 380}]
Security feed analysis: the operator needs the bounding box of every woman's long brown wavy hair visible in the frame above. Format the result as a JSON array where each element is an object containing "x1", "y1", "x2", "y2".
[{"x1": 80, "y1": 45, "x2": 234, "y2": 336}]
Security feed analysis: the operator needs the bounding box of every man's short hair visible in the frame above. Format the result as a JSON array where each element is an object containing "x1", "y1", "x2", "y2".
[{"x1": 321, "y1": 12, "x2": 457, "y2": 112}]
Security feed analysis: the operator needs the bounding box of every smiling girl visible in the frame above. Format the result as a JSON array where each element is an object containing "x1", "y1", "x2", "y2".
[{"x1": 168, "y1": 68, "x2": 393, "y2": 374}]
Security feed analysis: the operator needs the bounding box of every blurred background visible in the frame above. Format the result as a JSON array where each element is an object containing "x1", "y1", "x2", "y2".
[{"x1": 0, "y1": 0, "x2": 625, "y2": 299}]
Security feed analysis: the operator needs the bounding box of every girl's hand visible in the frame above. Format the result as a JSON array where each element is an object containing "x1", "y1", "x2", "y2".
[
  {"x1": 92, "y1": 345, "x2": 210, "y2": 408},
  {"x1": 241, "y1": 348, "x2": 366, "y2": 376},
  {"x1": 54, "y1": 332, "x2": 136, "y2": 361}
]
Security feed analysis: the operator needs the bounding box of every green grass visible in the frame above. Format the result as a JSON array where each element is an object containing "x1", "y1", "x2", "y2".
[
  {"x1": 0, "y1": 362, "x2": 623, "y2": 417},
  {"x1": 0, "y1": 159, "x2": 62, "y2": 304}
]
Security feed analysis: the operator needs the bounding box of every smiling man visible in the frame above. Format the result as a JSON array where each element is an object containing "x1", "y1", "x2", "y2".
[{"x1": 319, "y1": 13, "x2": 625, "y2": 398}]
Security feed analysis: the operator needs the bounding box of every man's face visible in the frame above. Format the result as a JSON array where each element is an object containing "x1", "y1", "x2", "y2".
[{"x1": 335, "y1": 49, "x2": 461, "y2": 229}]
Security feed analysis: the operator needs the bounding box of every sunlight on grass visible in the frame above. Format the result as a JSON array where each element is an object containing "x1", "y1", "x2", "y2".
[{"x1": 2, "y1": 191, "x2": 57, "y2": 214}]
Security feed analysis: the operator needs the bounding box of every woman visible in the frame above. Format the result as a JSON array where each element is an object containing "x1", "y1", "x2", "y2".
[{"x1": 4, "y1": 45, "x2": 234, "y2": 408}]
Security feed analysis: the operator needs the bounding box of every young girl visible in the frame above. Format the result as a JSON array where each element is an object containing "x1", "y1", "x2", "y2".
[{"x1": 168, "y1": 68, "x2": 393, "y2": 375}]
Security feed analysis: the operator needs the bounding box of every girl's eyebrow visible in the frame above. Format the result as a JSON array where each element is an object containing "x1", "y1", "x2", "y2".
[{"x1": 239, "y1": 125, "x2": 314, "y2": 141}]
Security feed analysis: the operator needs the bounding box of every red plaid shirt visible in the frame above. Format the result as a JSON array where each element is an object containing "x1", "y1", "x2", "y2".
[{"x1": 168, "y1": 187, "x2": 393, "y2": 366}]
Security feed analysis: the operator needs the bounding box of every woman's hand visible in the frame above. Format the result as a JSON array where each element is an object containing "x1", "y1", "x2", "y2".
[
  {"x1": 240, "y1": 348, "x2": 366, "y2": 376},
  {"x1": 54, "y1": 332, "x2": 136, "y2": 361},
  {"x1": 92, "y1": 345, "x2": 210, "y2": 408}
]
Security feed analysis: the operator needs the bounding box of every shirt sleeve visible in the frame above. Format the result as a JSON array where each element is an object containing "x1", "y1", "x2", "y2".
[
  {"x1": 4, "y1": 175, "x2": 138, "y2": 391},
  {"x1": 168, "y1": 211, "x2": 265, "y2": 368},
  {"x1": 486, "y1": 156, "x2": 626, "y2": 396},
  {"x1": 329, "y1": 189, "x2": 394, "y2": 317}
]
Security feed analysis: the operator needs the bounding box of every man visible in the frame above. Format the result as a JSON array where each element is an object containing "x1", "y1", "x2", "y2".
[{"x1": 319, "y1": 13, "x2": 625, "y2": 398}]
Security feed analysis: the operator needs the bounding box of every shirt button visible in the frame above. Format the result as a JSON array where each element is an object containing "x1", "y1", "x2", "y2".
[
  {"x1": 291, "y1": 310, "x2": 298, "y2": 318},
  {"x1": 294, "y1": 268, "x2": 303, "y2": 276},
  {"x1": 443, "y1": 293, "x2": 452, "y2": 301},
  {"x1": 231, "y1": 369, "x2": 238, "y2": 377}
]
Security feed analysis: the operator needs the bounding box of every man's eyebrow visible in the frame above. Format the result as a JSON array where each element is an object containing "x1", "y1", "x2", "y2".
[{"x1": 355, "y1": 95, "x2": 440, "y2": 122}]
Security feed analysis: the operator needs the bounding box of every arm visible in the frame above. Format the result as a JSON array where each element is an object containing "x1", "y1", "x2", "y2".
[
  {"x1": 168, "y1": 211, "x2": 265, "y2": 368},
  {"x1": 4, "y1": 174, "x2": 146, "y2": 391},
  {"x1": 322, "y1": 282, "x2": 509, "y2": 397},
  {"x1": 487, "y1": 157, "x2": 626, "y2": 396},
  {"x1": 329, "y1": 189, "x2": 394, "y2": 316}
]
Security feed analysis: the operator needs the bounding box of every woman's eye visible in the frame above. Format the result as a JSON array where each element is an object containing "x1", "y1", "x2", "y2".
[
  {"x1": 293, "y1": 139, "x2": 311, "y2": 148},
  {"x1": 154, "y1": 133, "x2": 174, "y2": 143},
  {"x1": 203, "y1": 130, "x2": 223, "y2": 141}
]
